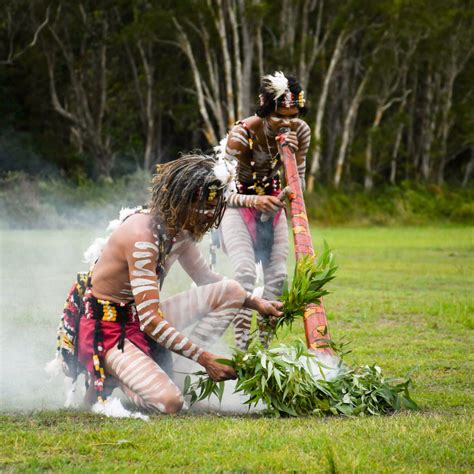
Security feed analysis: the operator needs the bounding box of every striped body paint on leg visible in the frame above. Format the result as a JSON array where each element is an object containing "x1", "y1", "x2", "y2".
[
  {"x1": 258, "y1": 215, "x2": 288, "y2": 345},
  {"x1": 221, "y1": 207, "x2": 289, "y2": 348},
  {"x1": 221, "y1": 208, "x2": 257, "y2": 349},
  {"x1": 105, "y1": 340, "x2": 183, "y2": 413}
]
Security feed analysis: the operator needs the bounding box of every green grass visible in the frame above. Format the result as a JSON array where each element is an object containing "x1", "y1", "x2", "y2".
[{"x1": 1, "y1": 226, "x2": 473, "y2": 472}]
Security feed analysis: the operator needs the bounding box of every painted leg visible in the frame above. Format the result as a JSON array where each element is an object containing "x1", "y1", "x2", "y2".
[
  {"x1": 260, "y1": 215, "x2": 289, "y2": 346},
  {"x1": 104, "y1": 339, "x2": 183, "y2": 414},
  {"x1": 221, "y1": 208, "x2": 257, "y2": 349},
  {"x1": 160, "y1": 280, "x2": 246, "y2": 349}
]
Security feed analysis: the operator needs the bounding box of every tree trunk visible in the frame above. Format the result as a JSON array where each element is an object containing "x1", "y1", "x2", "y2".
[
  {"x1": 174, "y1": 19, "x2": 218, "y2": 144},
  {"x1": 334, "y1": 71, "x2": 369, "y2": 189},
  {"x1": 228, "y1": 0, "x2": 243, "y2": 120},
  {"x1": 462, "y1": 150, "x2": 473, "y2": 187},
  {"x1": 407, "y1": 67, "x2": 418, "y2": 180},
  {"x1": 364, "y1": 106, "x2": 383, "y2": 191},
  {"x1": 256, "y1": 17, "x2": 264, "y2": 79},
  {"x1": 436, "y1": 49, "x2": 473, "y2": 184},
  {"x1": 45, "y1": 8, "x2": 114, "y2": 176},
  {"x1": 390, "y1": 124, "x2": 403, "y2": 185},
  {"x1": 238, "y1": 0, "x2": 255, "y2": 117},
  {"x1": 307, "y1": 30, "x2": 346, "y2": 192},
  {"x1": 138, "y1": 41, "x2": 156, "y2": 171},
  {"x1": 420, "y1": 68, "x2": 440, "y2": 182},
  {"x1": 215, "y1": 0, "x2": 235, "y2": 128}
]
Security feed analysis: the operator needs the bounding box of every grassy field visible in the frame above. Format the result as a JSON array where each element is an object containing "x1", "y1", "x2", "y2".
[{"x1": 0, "y1": 225, "x2": 473, "y2": 472}]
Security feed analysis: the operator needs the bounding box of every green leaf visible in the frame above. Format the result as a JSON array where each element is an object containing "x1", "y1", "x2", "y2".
[
  {"x1": 183, "y1": 375, "x2": 191, "y2": 395},
  {"x1": 214, "y1": 358, "x2": 234, "y2": 367},
  {"x1": 182, "y1": 338, "x2": 417, "y2": 418}
]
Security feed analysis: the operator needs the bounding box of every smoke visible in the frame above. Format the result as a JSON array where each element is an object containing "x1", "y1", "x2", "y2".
[
  {"x1": 172, "y1": 339, "x2": 265, "y2": 415},
  {"x1": 0, "y1": 226, "x2": 97, "y2": 410},
  {"x1": 2, "y1": 200, "x2": 330, "y2": 416},
  {"x1": 0, "y1": 216, "x2": 254, "y2": 414}
]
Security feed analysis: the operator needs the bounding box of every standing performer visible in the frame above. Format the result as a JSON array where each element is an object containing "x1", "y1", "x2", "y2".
[
  {"x1": 220, "y1": 72, "x2": 310, "y2": 349},
  {"x1": 55, "y1": 154, "x2": 282, "y2": 414}
]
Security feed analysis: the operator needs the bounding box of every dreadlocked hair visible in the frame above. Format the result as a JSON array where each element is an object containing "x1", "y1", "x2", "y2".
[
  {"x1": 150, "y1": 154, "x2": 226, "y2": 239},
  {"x1": 256, "y1": 74, "x2": 308, "y2": 118}
]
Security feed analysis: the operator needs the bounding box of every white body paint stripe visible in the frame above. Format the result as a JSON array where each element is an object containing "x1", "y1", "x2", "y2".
[
  {"x1": 133, "y1": 251, "x2": 154, "y2": 258},
  {"x1": 140, "y1": 315, "x2": 155, "y2": 331},
  {"x1": 191, "y1": 348, "x2": 204, "y2": 362},
  {"x1": 173, "y1": 337, "x2": 189, "y2": 351},
  {"x1": 132, "y1": 285, "x2": 158, "y2": 295},
  {"x1": 132, "y1": 269, "x2": 155, "y2": 277},
  {"x1": 137, "y1": 299, "x2": 159, "y2": 311},
  {"x1": 131, "y1": 278, "x2": 156, "y2": 287},
  {"x1": 150, "y1": 320, "x2": 167, "y2": 336},
  {"x1": 135, "y1": 241, "x2": 159, "y2": 252},
  {"x1": 156, "y1": 327, "x2": 176, "y2": 344},
  {"x1": 135, "y1": 259, "x2": 152, "y2": 270},
  {"x1": 164, "y1": 331, "x2": 180, "y2": 349},
  {"x1": 138, "y1": 309, "x2": 154, "y2": 321},
  {"x1": 232, "y1": 134, "x2": 249, "y2": 147}
]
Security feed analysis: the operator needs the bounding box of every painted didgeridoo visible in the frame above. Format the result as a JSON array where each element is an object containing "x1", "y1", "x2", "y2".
[{"x1": 277, "y1": 127, "x2": 332, "y2": 353}]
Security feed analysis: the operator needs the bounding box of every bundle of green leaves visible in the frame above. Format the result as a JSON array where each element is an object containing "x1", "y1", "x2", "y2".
[
  {"x1": 277, "y1": 242, "x2": 337, "y2": 330},
  {"x1": 184, "y1": 339, "x2": 417, "y2": 417},
  {"x1": 184, "y1": 242, "x2": 416, "y2": 417}
]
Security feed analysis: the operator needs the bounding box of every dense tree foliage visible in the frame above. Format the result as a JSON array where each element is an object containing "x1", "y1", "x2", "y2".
[{"x1": 1, "y1": 0, "x2": 472, "y2": 189}]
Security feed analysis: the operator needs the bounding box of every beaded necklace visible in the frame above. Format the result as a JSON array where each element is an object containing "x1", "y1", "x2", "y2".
[{"x1": 237, "y1": 120, "x2": 282, "y2": 196}]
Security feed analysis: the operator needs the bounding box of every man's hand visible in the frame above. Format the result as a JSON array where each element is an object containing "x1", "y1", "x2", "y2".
[
  {"x1": 253, "y1": 297, "x2": 283, "y2": 318},
  {"x1": 254, "y1": 195, "x2": 284, "y2": 215},
  {"x1": 245, "y1": 295, "x2": 283, "y2": 319},
  {"x1": 277, "y1": 130, "x2": 299, "y2": 153},
  {"x1": 285, "y1": 131, "x2": 299, "y2": 152},
  {"x1": 198, "y1": 351, "x2": 237, "y2": 382}
]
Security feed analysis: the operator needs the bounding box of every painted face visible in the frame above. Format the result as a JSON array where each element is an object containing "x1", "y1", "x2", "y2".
[
  {"x1": 184, "y1": 194, "x2": 225, "y2": 237},
  {"x1": 266, "y1": 106, "x2": 300, "y2": 133}
]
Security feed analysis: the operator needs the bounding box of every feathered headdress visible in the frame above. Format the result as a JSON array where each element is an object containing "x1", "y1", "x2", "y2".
[
  {"x1": 262, "y1": 71, "x2": 289, "y2": 100},
  {"x1": 260, "y1": 71, "x2": 305, "y2": 109}
]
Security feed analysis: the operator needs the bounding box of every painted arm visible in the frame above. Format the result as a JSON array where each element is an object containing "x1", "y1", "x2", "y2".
[
  {"x1": 178, "y1": 238, "x2": 224, "y2": 286},
  {"x1": 178, "y1": 234, "x2": 282, "y2": 317},
  {"x1": 294, "y1": 120, "x2": 311, "y2": 191},
  {"x1": 126, "y1": 232, "x2": 235, "y2": 380}
]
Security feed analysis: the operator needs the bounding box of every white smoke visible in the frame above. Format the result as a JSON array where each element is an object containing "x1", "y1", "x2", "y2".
[
  {"x1": 0, "y1": 222, "x2": 238, "y2": 413},
  {"x1": 0, "y1": 226, "x2": 97, "y2": 410},
  {"x1": 92, "y1": 397, "x2": 149, "y2": 421},
  {"x1": 1, "y1": 213, "x2": 334, "y2": 417}
]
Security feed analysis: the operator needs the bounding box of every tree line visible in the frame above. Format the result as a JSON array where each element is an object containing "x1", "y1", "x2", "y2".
[{"x1": 1, "y1": 0, "x2": 473, "y2": 190}]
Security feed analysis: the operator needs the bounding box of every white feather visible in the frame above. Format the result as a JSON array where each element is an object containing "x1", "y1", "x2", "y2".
[
  {"x1": 213, "y1": 135, "x2": 237, "y2": 197},
  {"x1": 84, "y1": 206, "x2": 144, "y2": 265},
  {"x1": 118, "y1": 206, "x2": 143, "y2": 223},
  {"x1": 263, "y1": 71, "x2": 289, "y2": 99},
  {"x1": 105, "y1": 218, "x2": 121, "y2": 234},
  {"x1": 83, "y1": 237, "x2": 108, "y2": 265},
  {"x1": 213, "y1": 135, "x2": 228, "y2": 162},
  {"x1": 213, "y1": 160, "x2": 231, "y2": 185}
]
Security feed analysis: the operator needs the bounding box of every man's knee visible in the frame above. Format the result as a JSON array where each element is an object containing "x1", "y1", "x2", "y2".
[
  {"x1": 223, "y1": 279, "x2": 247, "y2": 304},
  {"x1": 147, "y1": 386, "x2": 184, "y2": 414}
]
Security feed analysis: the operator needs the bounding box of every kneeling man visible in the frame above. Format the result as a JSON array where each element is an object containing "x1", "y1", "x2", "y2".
[{"x1": 57, "y1": 154, "x2": 282, "y2": 414}]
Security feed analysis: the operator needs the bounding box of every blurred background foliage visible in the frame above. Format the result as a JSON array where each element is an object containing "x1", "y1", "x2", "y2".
[{"x1": 0, "y1": 0, "x2": 472, "y2": 227}]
